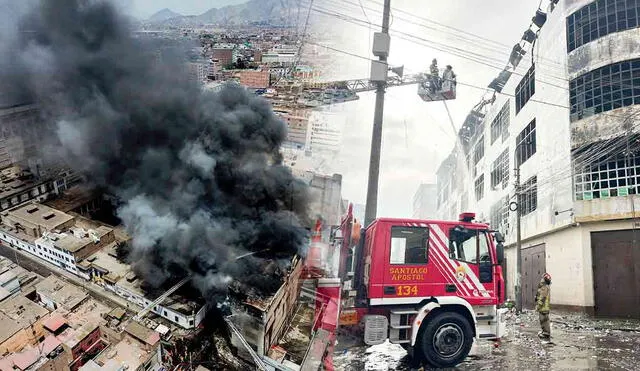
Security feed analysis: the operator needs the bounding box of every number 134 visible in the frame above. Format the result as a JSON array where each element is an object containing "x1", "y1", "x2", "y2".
[{"x1": 396, "y1": 285, "x2": 418, "y2": 296}]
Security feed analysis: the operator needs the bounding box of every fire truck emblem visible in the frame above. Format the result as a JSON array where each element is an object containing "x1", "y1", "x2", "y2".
[{"x1": 455, "y1": 266, "x2": 466, "y2": 282}]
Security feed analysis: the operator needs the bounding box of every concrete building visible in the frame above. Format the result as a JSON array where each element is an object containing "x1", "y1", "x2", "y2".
[
  {"x1": 435, "y1": 0, "x2": 640, "y2": 317},
  {"x1": 235, "y1": 69, "x2": 270, "y2": 88},
  {"x1": 0, "y1": 203, "x2": 115, "y2": 277},
  {"x1": 57, "y1": 322, "x2": 107, "y2": 371},
  {"x1": 36, "y1": 276, "x2": 89, "y2": 312},
  {"x1": 273, "y1": 107, "x2": 311, "y2": 148},
  {"x1": 307, "y1": 108, "x2": 345, "y2": 155},
  {"x1": 0, "y1": 166, "x2": 70, "y2": 213},
  {"x1": 81, "y1": 243, "x2": 207, "y2": 330},
  {"x1": 0, "y1": 104, "x2": 41, "y2": 171},
  {"x1": 0, "y1": 256, "x2": 43, "y2": 302},
  {"x1": 81, "y1": 323, "x2": 161, "y2": 371},
  {"x1": 212, "y1": 47, "x2": 234, "y2": 67},
  {"x1": 308, "y1": 173, "x2": 343, "y2": 227},
  {"x1": 0, "y1": 295, "x2": 51, "y2": 355},
  {"x1": 261, "y1": 46, "x2": 298, "y2": 65},
  {"x1": 412, "y1": 184, "x2": 438, "y2": 219},
  {"x1": 187, "y1": 62, "x2": 207, "y2": 83}
]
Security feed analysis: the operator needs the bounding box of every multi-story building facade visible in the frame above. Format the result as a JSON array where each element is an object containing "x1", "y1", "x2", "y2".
[
  {"x1": 273, "y1": 107, "x2": 311, "y2": 149},
  {"x1": 0, "y1": 203, "x2": 114, "y2": 277},
  {"x1": 187, "y1": 62, "x2": 207, "y2": 83},
  {"x1": 412, "y1": 183, "x2": 438, "y2": 219},
  {"x1": 235, "y1": 69, "x2": 270, "y2": 88},
  {"x1": 435, "y1": 0, "x2": 640, "y2": 317},
  {"x1": 212, "y1": 47, "x2": 234, "y2": 67},
  {"x1": 307, "y1": 107, "x2": 345, "y2": 155}
]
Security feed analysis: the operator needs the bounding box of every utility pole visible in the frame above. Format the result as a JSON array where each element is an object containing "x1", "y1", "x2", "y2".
[
  {"x1": 514, "y1": 164, "x2": 522, "y2": 314},
  {"x1": 364, "y1": 0, "x2": 392, "y2": 226}
]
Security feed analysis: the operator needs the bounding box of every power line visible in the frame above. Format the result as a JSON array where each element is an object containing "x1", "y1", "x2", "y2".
[
  {"x1": 315, "y1": 0, "x2": 567, "y2": 74},
  {"x1": 304, "y1": 32, "x2": 639, "y2": 122},
  {"x1": 306, "y1": 3, "x2": 571, "y2": 88}
]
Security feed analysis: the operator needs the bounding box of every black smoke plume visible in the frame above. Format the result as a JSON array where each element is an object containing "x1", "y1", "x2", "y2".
[{"x1": 0, "y1": 0, "x2": 310, "y2": 298}]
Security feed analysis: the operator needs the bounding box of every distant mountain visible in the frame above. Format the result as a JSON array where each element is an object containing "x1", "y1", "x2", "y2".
[
  {"x1": 145, "y1": 0, "x2": 297, "y2": 26},
  {"x1": 148, "y1": 8, "x2": 183, "y2": 22}
]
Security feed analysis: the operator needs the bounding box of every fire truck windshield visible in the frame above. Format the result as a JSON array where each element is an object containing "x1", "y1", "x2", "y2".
[
  {"x1": 448, "y1": 226, "x2": 490, "y2": 264},
  {"x1": 390, "y1": 226, "x2": 428, "y2": 265}
]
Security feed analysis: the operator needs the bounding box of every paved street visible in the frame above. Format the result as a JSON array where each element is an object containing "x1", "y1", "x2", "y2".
[
  {"x1": 333, "y1": 310, "x2": 640, "y2": 370},
  {"x1": 0, "y1": 243, "x2": 138, "y2": 312}
]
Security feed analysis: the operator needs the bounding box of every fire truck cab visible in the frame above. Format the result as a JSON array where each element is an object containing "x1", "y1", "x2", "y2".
[{"x1": 339, "y1": 209, "x2": 507, "y2": 368}]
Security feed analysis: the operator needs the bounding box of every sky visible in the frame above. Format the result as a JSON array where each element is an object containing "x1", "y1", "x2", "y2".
[
  {"x1": 305, "y1": 0, "x2": 545, "y2": 218},
  {"x1": 115, "y1": 0, "x2": 248, "y2": 19},
  {"x1": 114, "y1": 0, "x2": 546, "y2": 218}
]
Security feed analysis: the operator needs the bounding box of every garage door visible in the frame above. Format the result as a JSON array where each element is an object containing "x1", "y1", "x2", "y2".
[
  {"x1": 591, "y1": 230, "x2": 640, "y2": 318},
  {"x1": 521, "y1": 244, "x2": 546, "y2": 310}
]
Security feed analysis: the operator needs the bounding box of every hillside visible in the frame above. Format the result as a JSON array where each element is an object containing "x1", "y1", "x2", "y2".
[
  {"x1": 145, "y1": 0, "x2": 299, "y2": 26},
  {"x1": 148, "y1": 8, "x2": 183, "y2": 22}
]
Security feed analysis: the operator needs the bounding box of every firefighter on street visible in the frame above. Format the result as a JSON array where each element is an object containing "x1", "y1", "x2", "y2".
[{"x1": 535, "y1": 272, "x2": 552, "y2": 341}]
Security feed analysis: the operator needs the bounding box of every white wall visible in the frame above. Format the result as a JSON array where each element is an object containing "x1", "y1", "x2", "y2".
[
  {"x1": 0, "y1": 230, "x2": 77, "y2": 275},
  {"x1": 436, "y1": 2, "x2": 574, "y2": 243},
  {"x1": 505, "y1": 218, "x2": 636, "y2": 308}
]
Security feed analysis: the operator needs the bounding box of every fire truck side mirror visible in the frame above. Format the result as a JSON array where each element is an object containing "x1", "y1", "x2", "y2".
[
  {"x1": 496, "y1": 243, "x2": 505, "y2": 265},
  {"x1": 493, "y1": 232, "x2": 505, "y2": 264}
]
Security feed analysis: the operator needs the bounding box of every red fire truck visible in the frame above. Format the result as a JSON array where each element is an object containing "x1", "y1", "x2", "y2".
[{"x1": 335, "y1": 204, "x2": 507, "y2": 368}]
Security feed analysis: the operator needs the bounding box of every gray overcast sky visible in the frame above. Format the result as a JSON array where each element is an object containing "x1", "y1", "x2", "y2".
[
  {"x1": 308, "y1": 0, "x2": 544, "y2": 217},
  {"x1": 116, "y1": 0, "x2": 248, "y2": 19}
]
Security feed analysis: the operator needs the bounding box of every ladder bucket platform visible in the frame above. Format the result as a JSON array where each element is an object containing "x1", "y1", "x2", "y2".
[{"x1": 417, "y1": 78, "x2": 457, "y2": 102}]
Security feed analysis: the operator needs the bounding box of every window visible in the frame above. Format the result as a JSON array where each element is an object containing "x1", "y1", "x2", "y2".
[
  {"x1": 491, "y1": 149, "x2": 510, "y2": 189},
  {"x1": 175, "y1": 316, "x2": 179, "y2": 322},
  {"x1": 570, "y1": 59, "x2": 640, "y2": 121},
  {"x1": 575, "y1": 147, "x2": 640, "y2": 199},
  {"x1": 189, "y1": 319, "x2": 195, "y2": 326},
  {"x1": 519, "y1": 176, "x2": 538, "y2": 215},
  {"x1": 567, "y1": 0, "x2": 640, "y2": 52},
  {"x1": 490, "y1": 196, "x2": 509, "y2": 231},
  {"x1": 516, "y1": 119, "x2": 537, "y2": 166},
  {"x1": 448, "y1": 227, "x2": 490, "y2": 264},
  {"x1": 389, "y1": 226, "x2": 428, "y2": 265},
  {"x1": 474, "y1": 174, "x2": 484, "y2": 201},
  {"x1": 516, "y1": 64, "x2": 535, "y2": 114},
  {"x1": 473, "y1": 135, "x2": 485, "y2": 165},
  {"x1": 490, "y1": 102, "x2": 510, "y2": 144},
  {"x1": 163, "y1": 311, "x2": 168, "y2": 316}
]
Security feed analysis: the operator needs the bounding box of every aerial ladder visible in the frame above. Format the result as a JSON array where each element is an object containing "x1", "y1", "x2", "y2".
[
  {"x1": 132, "y1": 275, "x2": 191, "y2": 322},
  {"x1": 291, "y1": 63, "x2": 457, "y2": 108}
]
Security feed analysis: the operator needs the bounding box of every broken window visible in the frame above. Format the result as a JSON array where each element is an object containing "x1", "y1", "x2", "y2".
[
  {"x1": 516, "y1": 119, "x2": 537, "y2": 166},
  {"x1": 474, "y1": 174, "x2": 485, "y2": 201},
  {"x1": 519, "y1": 176, "x2": 538, "y2": 216},
  {"x1": 490, "y1": 102, "x2": 510, "y2": 144},
  {"x1": 575, "y1": 147, "x2": 640, "y2": 200},
  {"x1": 570, "y1": 59, "x2": 640, "y2": 122},
  {"x1": 491, "y1": 149, "x2": 510, "y2": 189},
  {"x1": 473, "y1": 135, "x2": 485, "y2": 165},
  {"x1": 490, "y1": 196, "x2": 510, "y2": 232},
  {"x1": 567, "y1": 0, "x2": 640, "y2": 52},
  {"x1": 515, "y1": 64, "x2": 535, "y2": 114}
]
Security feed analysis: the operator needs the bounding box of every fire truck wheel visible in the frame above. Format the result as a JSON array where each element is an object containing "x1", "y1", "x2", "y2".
[{"x1": 419, "y1": 312, "x2": 473, "y2": 368}]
